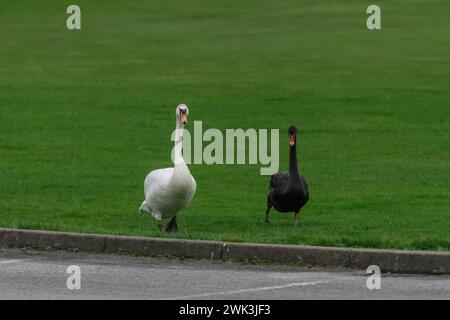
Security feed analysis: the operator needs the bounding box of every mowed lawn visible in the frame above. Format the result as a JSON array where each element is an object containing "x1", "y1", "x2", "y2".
[{"x1": 0, "y1": 0, "x2": 449, "y2": 250}]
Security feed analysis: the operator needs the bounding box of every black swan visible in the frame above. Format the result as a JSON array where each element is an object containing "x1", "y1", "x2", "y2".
[{"x1": 265, "y1": 125, "x2": 309, "y2": 226}]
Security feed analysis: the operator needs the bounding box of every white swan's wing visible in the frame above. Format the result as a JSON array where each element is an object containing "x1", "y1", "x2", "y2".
[
  {"x1": 144, "y1": 168, "x2": 173, "y2": 195},
  {"x1": 188, "y1": 175, "x2": 197, "y2": 202},
  {"x1": 143, "y1": 168, "x2": 173, "y2": 218}
]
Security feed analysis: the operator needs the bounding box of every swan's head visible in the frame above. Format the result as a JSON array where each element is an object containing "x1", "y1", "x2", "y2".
[
  {"x1": 176, "y1": 104, "x2": 189, "y2": 125},
  {"x1": 288, "y1": 125, "x2": 297, "y2": 146}
]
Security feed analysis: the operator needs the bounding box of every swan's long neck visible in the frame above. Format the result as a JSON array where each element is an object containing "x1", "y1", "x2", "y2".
[
  {"x1": 173, "y1": 119, "x2": 186, "y2": 166},
  {"x1": 286, "y1": 139, "x2": 301, "y2": 191},
  {"x1": 170, "y1": 118, "x2": 191, "y2": 187}
]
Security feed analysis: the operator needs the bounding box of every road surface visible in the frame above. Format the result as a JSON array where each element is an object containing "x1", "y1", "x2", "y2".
[{"x1": 0, "y1": 248, "x2": 449, "y2": 299}]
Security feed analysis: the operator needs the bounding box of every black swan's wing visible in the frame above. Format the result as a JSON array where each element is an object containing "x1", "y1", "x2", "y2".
[
  {"x1": 299, "y1": 175, "x2": 309, "y2": 204},
  {"x1": 300, "y1": 176, "x2": 308, "y2": 192},
  {"x1": 269, "y1": 172, "x2": 289, "y2": 191}
]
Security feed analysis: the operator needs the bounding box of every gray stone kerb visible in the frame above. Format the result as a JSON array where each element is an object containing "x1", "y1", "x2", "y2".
[{"x1": 0, "y1": 228, "x2": 448, "y2": 274}]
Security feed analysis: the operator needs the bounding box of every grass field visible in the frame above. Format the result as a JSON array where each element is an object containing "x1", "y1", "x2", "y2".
[{"x1": 1, "y1": 0, "x2": 449, "y2": 250}]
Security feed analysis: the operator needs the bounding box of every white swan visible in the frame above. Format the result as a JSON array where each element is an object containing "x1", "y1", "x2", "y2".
[{"x1": 139, "y1": 104, "x2": 197, "y2": 232}]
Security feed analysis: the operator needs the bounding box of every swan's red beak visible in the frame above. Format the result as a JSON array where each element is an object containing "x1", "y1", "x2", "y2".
[
  {"x1": 180, "y1": 113, "x2": 188, "y2": 124},
  {"x1": 289, "y1": 134, "x2": 295, "y2": 146}
]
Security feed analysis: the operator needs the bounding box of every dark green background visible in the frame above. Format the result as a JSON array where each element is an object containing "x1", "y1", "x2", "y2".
[{"x1": 1, "y1": 0, "x2": 449, "y2": 249}]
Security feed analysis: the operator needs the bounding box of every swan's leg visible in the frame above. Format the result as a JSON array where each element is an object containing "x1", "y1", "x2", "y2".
[
  {"x1": 165, "y1": 216, "x2": 178, "y2": 233},
  {"x1": 265, "y1": 197, "x2": 272, "y2": 224},
  {"x1": 294, "y1": 211, "x2": 300, "y2": 226},
  {"x1": 156, "y1": 220, "x2": 164, "y2": 231}
]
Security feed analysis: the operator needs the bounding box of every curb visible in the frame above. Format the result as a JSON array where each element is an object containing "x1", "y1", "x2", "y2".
[{"x1": 0, "y1": 228, "x2": 448, "y2": 274}]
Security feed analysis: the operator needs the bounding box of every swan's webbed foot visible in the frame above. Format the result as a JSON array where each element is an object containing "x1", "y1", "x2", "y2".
[{"x1": 165, "y1": 216, "x2": 178, "y2": 233}]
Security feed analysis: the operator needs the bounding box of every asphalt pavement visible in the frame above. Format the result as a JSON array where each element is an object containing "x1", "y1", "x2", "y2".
[{"x1": 0, "y1": 248, "x2": 449, "y2": 300}]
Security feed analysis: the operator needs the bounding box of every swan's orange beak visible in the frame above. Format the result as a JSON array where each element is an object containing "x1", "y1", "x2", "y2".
[
  {"x1": 180, "y1": 113, "x2": 188, "y2": 124},
  {"x1": 289, "y1": 134, "x2": 295, "y2": 146}
]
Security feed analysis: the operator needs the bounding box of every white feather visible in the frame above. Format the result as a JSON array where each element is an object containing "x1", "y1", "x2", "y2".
[{"x1": 139, "y1": 105, "x2": 196, "y2": 222}]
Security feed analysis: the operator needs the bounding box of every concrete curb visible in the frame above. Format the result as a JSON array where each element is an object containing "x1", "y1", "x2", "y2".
[{"x1": 0, "y1": 228, "x2": 448, "y2": 274}]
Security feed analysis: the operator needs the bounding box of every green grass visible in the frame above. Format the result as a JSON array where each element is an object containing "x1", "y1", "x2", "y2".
[{"x1": 1, "y1": 0, "x2": 449, "y2": 250}]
